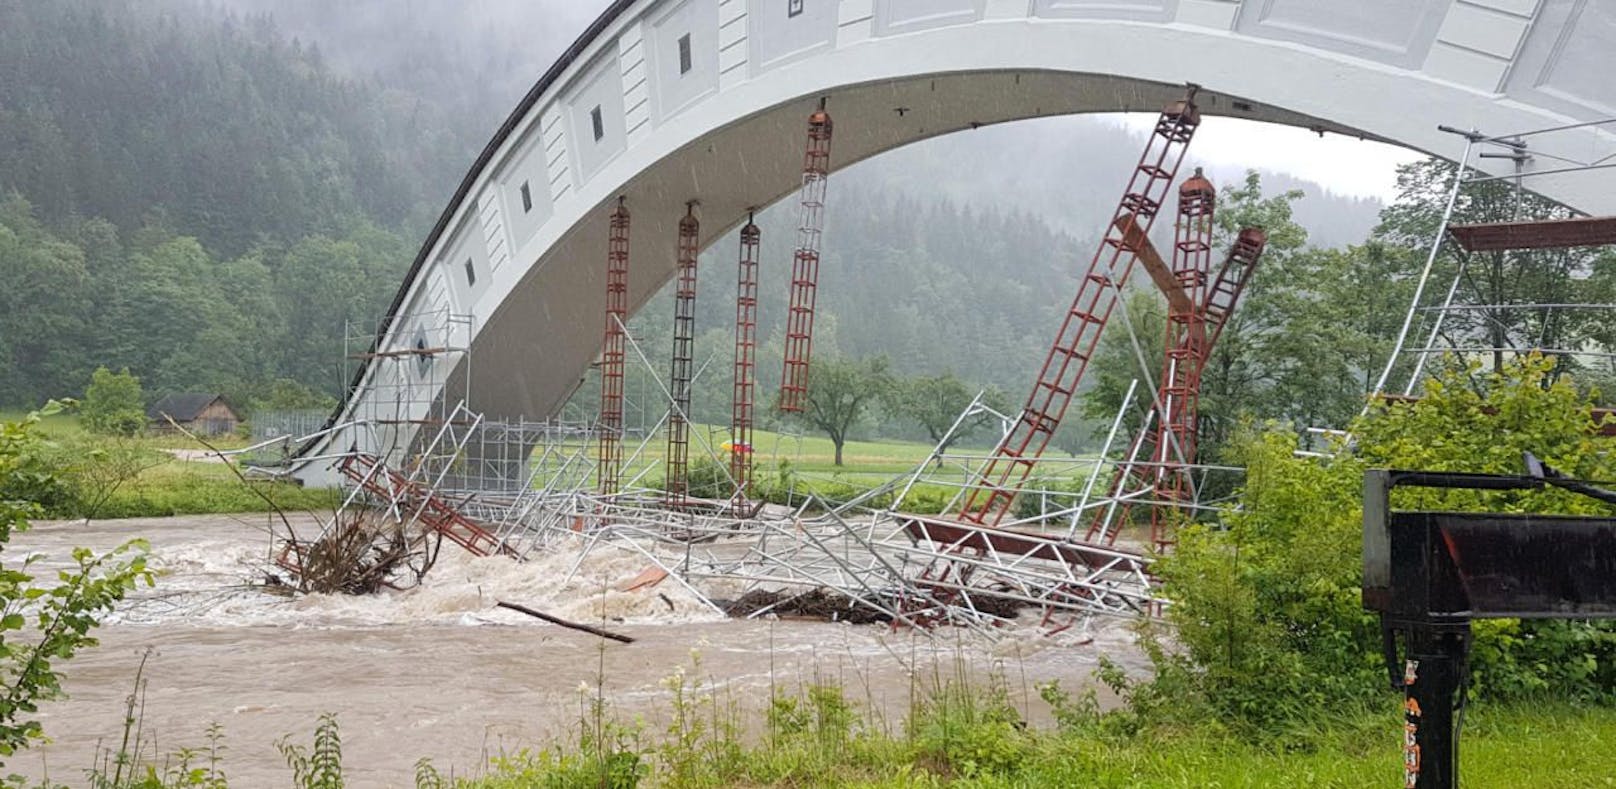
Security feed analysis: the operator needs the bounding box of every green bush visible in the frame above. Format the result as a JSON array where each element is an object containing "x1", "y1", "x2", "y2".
[
  {"x1": 1139, "y1": 356, "x2": 1616, "y2": 741},
  {"x1": 82, "y1": 367, "x2": 146, "y2": 437}
]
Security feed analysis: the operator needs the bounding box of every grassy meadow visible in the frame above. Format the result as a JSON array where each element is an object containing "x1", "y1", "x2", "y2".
[{"x1": 4, "y1": 409, "x2": 339, "y2": 520}]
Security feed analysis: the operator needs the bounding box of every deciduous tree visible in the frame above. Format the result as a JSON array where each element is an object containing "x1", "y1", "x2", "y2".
[
  {"x1": 81, "y1": 367, "x2": 145, "y2": 437},
  {"x1": 785, "y1": 355, "x2": 893, "y2": 466}
]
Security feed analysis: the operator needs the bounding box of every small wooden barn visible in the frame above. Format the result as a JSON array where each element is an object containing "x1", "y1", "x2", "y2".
[{"x1": 147, "y1": 393, "x2": 240, "y2": 436}]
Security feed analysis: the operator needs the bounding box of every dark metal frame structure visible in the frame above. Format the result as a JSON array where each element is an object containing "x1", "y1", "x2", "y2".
[{"x1": 1363, "y1": 460, "x2": 1616, "y2": 788}]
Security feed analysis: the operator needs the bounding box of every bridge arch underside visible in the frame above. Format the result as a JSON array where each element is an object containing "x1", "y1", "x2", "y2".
[{"x1": 302, "y1": 8, "x2": 1616, "y2": 484}]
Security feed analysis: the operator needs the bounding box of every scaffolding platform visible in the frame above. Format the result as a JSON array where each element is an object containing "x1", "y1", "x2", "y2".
[{"x1": 1448, "y1": 215, "x2": 1616, "y2": 252}]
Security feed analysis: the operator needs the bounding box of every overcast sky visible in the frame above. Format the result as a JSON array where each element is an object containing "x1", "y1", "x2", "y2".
[{"x1": 1114, "y1": 115, "x2": 1421, "y2": 201}]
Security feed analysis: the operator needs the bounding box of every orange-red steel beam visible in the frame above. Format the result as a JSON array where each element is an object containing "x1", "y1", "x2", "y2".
[{"x1": 1449, "y1": 216, "x2": 1616, "y2": 252}]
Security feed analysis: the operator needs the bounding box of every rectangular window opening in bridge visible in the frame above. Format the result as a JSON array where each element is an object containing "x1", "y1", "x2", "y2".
[
  {"x1": 788, "y1": 0, "x2": 803, "y2": 18},
  {"x1": 464, "y1": 258, "x2": 476, "y2": 287},
  {"x1": 677, "y1": 34, "x2": 692, "y2": 74},
  {"x1": 590, "y1": 105, "x2": 604, "y2": 142},
  {"x1": 520, "y1": 181, "x2": 533, "y2": 213}
]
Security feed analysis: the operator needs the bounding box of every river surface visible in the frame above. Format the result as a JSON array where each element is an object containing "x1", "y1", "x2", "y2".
[{"x1": 8, "y1": 514, "x2": 1145, "y2": 787}]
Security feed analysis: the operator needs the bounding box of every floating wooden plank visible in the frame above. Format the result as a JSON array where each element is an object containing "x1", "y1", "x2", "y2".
[
  {"x1": 617, "y1": 565, "x2": 669, "y2": 593},
  {"x1": 1448, "y1": 216, "x2": 1616, "y2": 252},
  {"x1": 496, "y1": 601, "x2": 635, "y2": 643}
]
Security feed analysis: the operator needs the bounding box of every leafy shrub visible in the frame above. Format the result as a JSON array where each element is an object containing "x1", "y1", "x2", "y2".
[
  {"x1": 1138, "y1": 356, "x2": 1616, "y2": 740},
  {"x1": 82, "y1": 367, "x2": 146, "y2": 437},
  {"x1": 278, "y1": 713, "x2": 345, "y2": 789},
  {"x1": 0, "y1": 407, "x2": 151, "y2": 757}
]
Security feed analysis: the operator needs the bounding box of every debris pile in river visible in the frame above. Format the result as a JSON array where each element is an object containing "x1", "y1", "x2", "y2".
[
  {"x1": 723, "y1": 588, "x2": 892, "y2": 624},
  {"x1": 274, "y1": 510, "x2": 440, "y2": 595}
]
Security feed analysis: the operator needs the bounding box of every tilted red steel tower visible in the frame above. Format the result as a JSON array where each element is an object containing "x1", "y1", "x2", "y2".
[
  {"x1": 1082, "y1": 210, "x2": 1269, "y2": 550},
  {"x1": 956, "y1": 86, "x2": 1202, "y2": 526},
  {"x1": 731, "y1": 214, "x2": 761, "y2": 513},
  {"x1": 664, "y1": 204, "x2": 701, "y2": 505},
  {"x1": 1082, "y1": 170, "x2": 1215, "y2": 547},
  {"x1": 1146, "y1": 169, "x2": 1217, "y2": 552},
  {"x1": 779, "y1": 99, "x2": 833, "y2": 412},
  {"x1": 597, "y1": 197, "x2": 630, "y2": 495}
]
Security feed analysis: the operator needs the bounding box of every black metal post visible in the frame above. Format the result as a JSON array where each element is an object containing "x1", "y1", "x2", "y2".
[{"x1": 1402, "y1": 623, "x2": 1468, "y2": 789}]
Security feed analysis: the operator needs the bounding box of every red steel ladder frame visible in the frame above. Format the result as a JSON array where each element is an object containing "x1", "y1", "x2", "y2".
[
  {"x1": 664, "y1": 204, "x2": 700, "y2": 506},
  {"x1": 597, "y1": 198, "x2": 630, "y2": 495},
  {"x1": 1084, "y1": 219, "x2": 1269, "y2": 549},
  {"x1": 779, "y1": 99, "x2": 833, "y2": 412},
  {"x1": 731, "y1": 214, "x2": 761, "y2": 513},
  {"x1": 957, "y1": 87, "x2": 1202, "y2": 527}
]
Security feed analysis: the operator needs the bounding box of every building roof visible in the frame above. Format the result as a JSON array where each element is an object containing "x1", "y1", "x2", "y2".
[{"x1": 147, "y1": 393, "x2": 234, "y2": 422}]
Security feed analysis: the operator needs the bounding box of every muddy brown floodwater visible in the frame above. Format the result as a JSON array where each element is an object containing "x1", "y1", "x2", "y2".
[{"x1": 8, "y1": 514, "x2": 1146, "y2": 787}]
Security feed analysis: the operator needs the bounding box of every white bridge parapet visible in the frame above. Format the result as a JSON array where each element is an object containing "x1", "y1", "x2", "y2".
[{"x1": 296, "y1": 0, "x2": 1616, "y2": 485}]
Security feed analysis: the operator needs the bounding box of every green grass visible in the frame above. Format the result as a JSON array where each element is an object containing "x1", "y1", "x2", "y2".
[
  {"x1": 6, "y1": 409, "x2": 1104, "y2": 519},
  {"x1": 88, "y1": 460, "x2": 341, "y2": 520},
  {"x1": 2, "y1": 410, "x2": 338, "y2": 520},
  {"x1": 447, "y1": 673, "x2": 1616, "y2": 789},
  {"x1": 599, "y1": 424, "x2": 1100, "y2": 507}
]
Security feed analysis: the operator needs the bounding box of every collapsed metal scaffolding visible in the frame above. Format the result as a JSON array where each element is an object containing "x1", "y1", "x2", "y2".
[{"x1": 254, "y1": 295, "x2": 1236, "y2": 637}]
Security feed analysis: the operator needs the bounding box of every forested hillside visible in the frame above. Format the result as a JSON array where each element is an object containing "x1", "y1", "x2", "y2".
[
  {"x1": 0, "y1": 1, "x2": 455, "y2": 406},
  {"x1": 0, "y1": 0, "x2": 1407, "y2": 439},
  {"x1": 0, "y1": 1, "x2": 475, "y2": 255}
]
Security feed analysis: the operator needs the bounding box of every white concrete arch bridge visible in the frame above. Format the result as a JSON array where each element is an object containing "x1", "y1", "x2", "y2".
[{"x1": 293, "y1": 0, "x2": 1616, "y2": 486}]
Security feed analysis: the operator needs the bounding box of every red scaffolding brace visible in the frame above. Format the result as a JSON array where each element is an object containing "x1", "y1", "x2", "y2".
[
  {"x1": 664, "y1": 204, "x2": 700, "y2": 505},
  {"x1": 1082, "y1": 215, "x2": 1268, "y2": 550},
  {"x1": 957, "y1": 86, "x2": 1202, "y2": 526},
  {"x1": 597, "y1": 197, "x2": 630, "y2": 495},
  {"x1": 731, "y1": 214, "x2": 761, "y2": 513},
  {"x1": 779, "y1": 99, "x2": 833, "y2": 412}
]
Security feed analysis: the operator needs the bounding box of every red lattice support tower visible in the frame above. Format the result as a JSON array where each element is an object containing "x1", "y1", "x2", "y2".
[
  {"x1": 1201, "y1": 228, "x2": 1268, "y2": 350},
  {"x1": 1147, "y1": 169, "x2": 1218, "y2": 552},
  {"x1": 664, "y1": 204, "x2": 700, "y2": 506},
  {"x1": 957, "y1": 86, "x2": 1201, "y2": 527},
  {"x1": 731, "y1": 213, "x2": 761, "y2": 513},
  {"x1": 597, "y1": 197, "x2": 630, "y2": 495},
  {"x1": 779, "y1": 99, "x2": 833, "y2": 412}
]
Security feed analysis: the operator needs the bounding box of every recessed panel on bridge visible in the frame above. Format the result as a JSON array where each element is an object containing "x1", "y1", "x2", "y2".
[
  {"x1": 566, "y1": 47, "x2": 628, "y2": 181},
  {"x1": 649, "y1": 0, "x2": 721, "y2": 121},
  {"x1": 747, "y1": 0, "x2": 839, "y2": 73},
  {"x1": 490, "y1": 126, "x2": 554, "y2": 255},
  {"x1": 1033, "y1": 0, "x2": 1178, "y2": 23},
  {"x1": 874, "y1": 0, "x2": 985, "y2": 36},
  {"x1": 1508, "y1": 0, "x2": 1616, "y2": 120},
  {"x1": 436, "y1": 205, "x2": 493, "y2": 312},
  {"x1": 1235, "y1": 0, "x2": 1449, "y2": 68}
]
